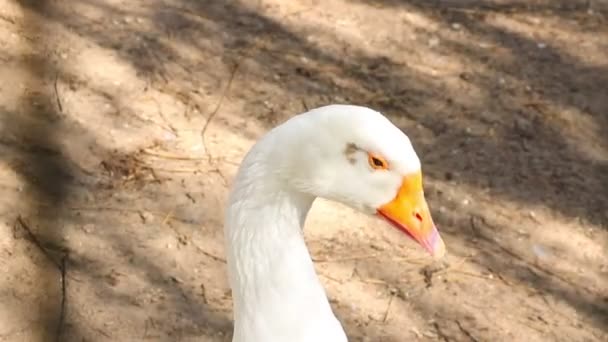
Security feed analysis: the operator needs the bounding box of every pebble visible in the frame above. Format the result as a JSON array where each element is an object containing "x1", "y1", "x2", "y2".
[
  {"x1": 82, "y1": 224, "x2": 95, "y2": 233},
  {"x1": 140, "y1": 211, "x2": 155, "y2": 223}
]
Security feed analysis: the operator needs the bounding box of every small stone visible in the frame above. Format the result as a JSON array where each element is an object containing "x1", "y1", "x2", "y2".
[
  {"x1": 82, "y1": 224, "x2": 95, "y2": 233},
  {"x1": 139, "y1": 211, "x2": 155, "y2": 223}
]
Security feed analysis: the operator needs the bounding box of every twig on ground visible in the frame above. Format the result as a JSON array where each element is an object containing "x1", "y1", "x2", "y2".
[
  {"x1": 192, "y1": 243, "x2": 226, "y2": 263},
  {"x1": 140, "y1": 148, "x2": 207, "y2": 161},
  {"x1": 312, "y1": 253, "x2": 380, "y2": 263},
  {"x1": 148, "y1": 166, "x2": 201, "y2": 173},
  {"x1": 313, "y1": 253, "x2": 427, "y2": 264},
  {"x1": 397, "y1": 276, "x2": 428, "y2": 285},
  {"x1": 356, "y1": 277, "x2": 389, "y2": 286},
  {"x1": 218, "y1": 158, "x2": 240, "y2": 167},
  {"x1": 456, "y1": 320, "x2": 479, "y2": 342},
  {"x1": 162, "y1": 210, "x2": 174, "y2": 225},
  {"x1": 391, "y1": 256, "x2": 432, "y2": 264},
  {"x1": 282, "y1": 8, "x2": 315, "y2": 19},
  {"x1": 14, "y1": 216, "x2": 68, "y2": 342},
  {"x1": 208, "y1": 166, "x2": 229, "y2": 186},
  {"x1": 151, "y1": 97, "x2": 179, "y2": 134},
  {"x1": 319, "y1": 272, "x2": 345, "y2": 284},
  {"x1": 517, "y1": 317, "x2": 546, "y2": 334},
  {"x1": 64, "y1": 206, "x2": 199, "y2": 225},
  {"x1": 201, "y1": 62, "x2": 240, "y2": 155},
  {"x1": 0, "y1": 14, "x2": 16, "y2": 24},
  {"x1": 15, "y1": 216, "x2": 59, "y2": 267},
  {"x1": 158, "y1": 215, "x2": 226, "y2": 264},
  {"x1": 55, "y1": 255, "x2": 68, "y2": 342},
  {"x1": 382, "y1": 293, "x2": 395, "y2": 323},
  {"x1": 448, "y1": 269, "x2": 492, "y2": 280},
  {"x1": 485, "y1": 266, "x2": 514, "y2": 286},
  {"x1": 433, "y1": 322, "x2": 450, "y2": 342},
  {"x1": 70, "y1": 206, "x2": 146, "y2": 214},
  {"x1": 53, "y1": 73, "x2": 63, "y2": 113},
  {"x1": 443, "y1": 7, "x2": 480, "y2": 14},
  {"x1": 132, "y1": 94, "x2": 180, "y2": 134}
]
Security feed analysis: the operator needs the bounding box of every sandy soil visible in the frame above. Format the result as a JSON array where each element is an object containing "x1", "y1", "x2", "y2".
[{"x1": 0, "y1": 0, "x2": 607, "y2": 341}]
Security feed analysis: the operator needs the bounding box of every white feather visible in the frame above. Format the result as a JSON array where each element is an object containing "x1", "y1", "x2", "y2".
[{"x1": 224, "y1": 105, "x2": 422, "y2": 342}]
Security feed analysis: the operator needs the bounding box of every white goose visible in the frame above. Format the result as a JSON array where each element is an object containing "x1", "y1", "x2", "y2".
[{"x1": 224, "y1": 105, "x2": 446, "y2": 342}]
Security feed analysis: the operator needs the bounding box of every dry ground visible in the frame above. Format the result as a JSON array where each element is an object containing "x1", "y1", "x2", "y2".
[{"x1": 0, "y1": 0, "x2": 607, "y2": 341}]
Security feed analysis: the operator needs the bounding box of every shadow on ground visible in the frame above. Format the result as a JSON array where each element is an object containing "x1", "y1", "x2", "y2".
[{"x1": 2, "y1": 1, "x2": 233, "y2": 341}]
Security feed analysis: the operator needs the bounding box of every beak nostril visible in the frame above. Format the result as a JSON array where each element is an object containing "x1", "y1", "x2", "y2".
[{"x1": 415, "y1": 212, "x2": 423, "y2": 222}]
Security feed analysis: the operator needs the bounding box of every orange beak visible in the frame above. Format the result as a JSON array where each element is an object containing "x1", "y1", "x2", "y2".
[{"x1": 377, "y1": 171, "x2": 446, "y2": 258}]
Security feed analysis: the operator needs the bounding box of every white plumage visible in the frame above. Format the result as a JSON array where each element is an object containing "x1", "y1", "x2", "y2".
[{"x1": 224, "y1": 105, "x2": 445, "y2": 342}]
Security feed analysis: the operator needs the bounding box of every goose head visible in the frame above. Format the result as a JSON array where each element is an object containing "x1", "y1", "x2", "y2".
[{"x1": 256, "y1": 104, "x2": 446, "y2": 257}]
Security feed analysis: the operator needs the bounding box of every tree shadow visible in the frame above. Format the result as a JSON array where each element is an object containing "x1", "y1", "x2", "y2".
[
  {"x1": 1, "y1": 1, "x2": 233, "y2": 341},
  {"x1": 63, "y1": 216, "x2": 233, "y2": 341},
  {"x1": 344, "y1": 0, "x2": 608, "y2": 229},
  {"x1": 328, "y1": 205, "x2": 608, "y2": 340},
  {"x1": 349, "y1": 0, "x2": 608, "y2": 19},
  {"x1": 0, "y1": 1, "x2": 83, "y2": 341}
]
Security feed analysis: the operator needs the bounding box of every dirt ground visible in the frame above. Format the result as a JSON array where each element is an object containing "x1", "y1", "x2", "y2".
[{"x1": 0, "y1": 0, "x2": 606, "y2": 341}]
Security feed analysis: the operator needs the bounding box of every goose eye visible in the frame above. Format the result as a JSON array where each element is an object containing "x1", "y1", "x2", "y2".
[{"x1": 368, "y1": 154, "x2": 389, "y2": 170}]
